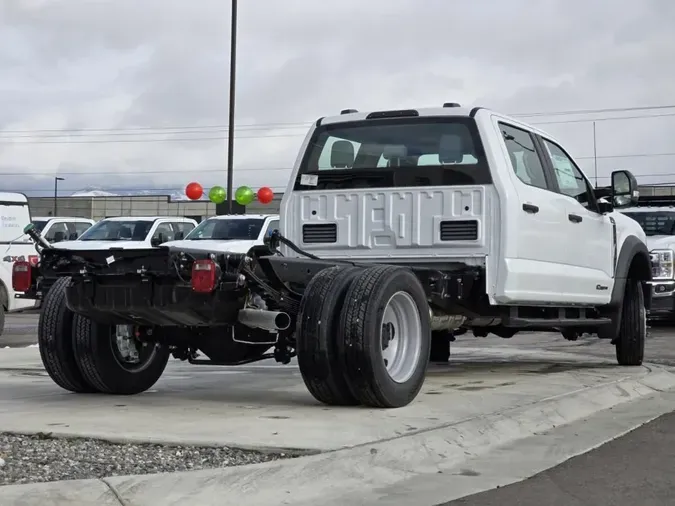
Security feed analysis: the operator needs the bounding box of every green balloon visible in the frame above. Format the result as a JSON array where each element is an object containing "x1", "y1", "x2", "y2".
[
  {"x1": 235, "y1": 185, "x2": 255, "y2": 205},
  {"x1": 208, "y1": 186, "x2": 226, "y2": 204}
]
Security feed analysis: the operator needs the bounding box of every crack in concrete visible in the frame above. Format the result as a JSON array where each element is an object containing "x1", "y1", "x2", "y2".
[{"x1": 100, "y1": 478, "x2": 128, "y2": 506}]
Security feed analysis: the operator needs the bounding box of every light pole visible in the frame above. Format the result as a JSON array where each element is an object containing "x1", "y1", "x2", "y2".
[
  {"x1": 54, "y1": 176, "x2": 64, "y2": 216},
  {"x1": 226, "y1": 0, "x2": 238, "y2": 214},
  {"x1": 592, "y1": 121, "x2": 598, "y2": 188}
]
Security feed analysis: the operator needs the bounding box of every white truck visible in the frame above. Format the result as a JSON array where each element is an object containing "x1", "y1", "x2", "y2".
[
  {"x1": 163, "y1": 214, "x2": 280, "y2": 253},
  {"x1": 15, "y1": 104, "x2": 650, "y2": 409},
  {"x1": 31, "y1": 217, "x2": 95, "y2": 243},
  {"x1": 0, "y1": 192, "x2": 39, "y2": 337},
  {"x1": 620, "y1": 195, "x2": 675, "y2": 319}
]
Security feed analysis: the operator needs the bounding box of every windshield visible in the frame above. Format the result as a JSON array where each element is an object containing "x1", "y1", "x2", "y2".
[
  {"x1": 184, "y1": 218, "x2": 264, "y2": 241},
  {"x1": 623, "y1": 212, "x2": 675, "y2": 236},
  {"x1": 295, "y1": 116, "x2": 490, "y2": 190},
  {"x1": 32, "y1": 220, "x2": 48, "y2": 233},
  {"x1": 78, "y1": 220, "x2": 154, "y2": 241}
]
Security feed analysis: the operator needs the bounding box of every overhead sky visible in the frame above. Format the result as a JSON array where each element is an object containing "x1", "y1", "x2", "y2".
[{"x1": 1, "y1": 0, "x2": 675, "y2": 197}]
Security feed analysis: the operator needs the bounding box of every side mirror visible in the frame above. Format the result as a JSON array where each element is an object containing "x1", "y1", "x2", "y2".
[
  {"x1": 174, "y1": 231, "x2": 184, "y2": 240},
  {"x1": 52, "y1": 231, "x2": 65, "y2": 243},
  {"x1": 69, "y1": 232, "x2": 78, "y2": 240},
  {"x1": 150, "y1": 233, "x2": 164, "y2": 247},
  {"x1": 611, "y1": 170, "x2": 639, "y2": 209}
]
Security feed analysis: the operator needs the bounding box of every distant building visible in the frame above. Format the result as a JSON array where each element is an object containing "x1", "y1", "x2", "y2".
[{"x1": 28, "y1": 193, "x2": 283, "y2": 221}]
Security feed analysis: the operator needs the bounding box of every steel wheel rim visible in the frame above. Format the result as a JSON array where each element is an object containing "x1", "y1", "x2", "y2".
[
  {"x1": 110, "y1": 325, "x2": 158, "y2": 372},
  {"x1": 380, "y1": 291, "x2": 422, "y2": 383}
]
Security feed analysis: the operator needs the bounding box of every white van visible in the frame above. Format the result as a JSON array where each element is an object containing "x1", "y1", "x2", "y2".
[{"x1": 0, "y1": 193, "x2": 39, "y2": 336}]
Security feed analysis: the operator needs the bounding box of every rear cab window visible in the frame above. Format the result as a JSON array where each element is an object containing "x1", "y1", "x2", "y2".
[{"x1": 294, "y1": 115, "x2": 490, "y2": 191}]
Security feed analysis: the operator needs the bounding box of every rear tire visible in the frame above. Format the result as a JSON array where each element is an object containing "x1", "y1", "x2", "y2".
[
  {"x1": 72, "y1": 316, "x2": 170, "y2": 395},
  {"x1": 338, "y1": 265, "x2": 431, "y2": 408},
  {"x1": 37, "y1": 277, "x2": 97, "y2": 393},
  {"x1": 615, "y1": 279, "x2": 646, "y2": 366},
  {"x1": 296, "y1": 266, "x2": 361, "y2": 406}
]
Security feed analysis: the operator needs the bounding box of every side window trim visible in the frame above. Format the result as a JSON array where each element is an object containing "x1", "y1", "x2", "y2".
[
  {"x1": 535, "y1": 134, "x2": 600, "y2": 213},
  {"x1": 497, "y1": 121, "x2": 555, "y2": 192}
]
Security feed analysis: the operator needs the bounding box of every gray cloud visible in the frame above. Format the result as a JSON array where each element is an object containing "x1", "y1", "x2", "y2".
[{"x1": 1, "y1": 0, "x2": 675, "y2": 195}]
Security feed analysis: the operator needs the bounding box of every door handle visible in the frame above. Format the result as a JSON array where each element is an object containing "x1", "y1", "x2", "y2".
[
  {"x1": 522, "y1": 203, "x2": 539, "y2": 214},
  {"x1": 568, "y1": 213, "x2": 583, "y2": 223}
]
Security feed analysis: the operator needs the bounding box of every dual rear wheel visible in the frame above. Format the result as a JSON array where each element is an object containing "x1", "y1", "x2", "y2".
[
  {"x1": 296, "y1": 265, "x2": 432, "y2": 409},
  {"x1": 37, "y1": 277, "x2": 169, "y2": 395}
]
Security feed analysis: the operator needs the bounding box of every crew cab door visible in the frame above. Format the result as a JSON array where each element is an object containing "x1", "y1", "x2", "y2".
[
  {"x1": 536, "y1": 136, "x2": 614, "y2": 303},
  {"x1": 496, "y1": 121, "x2": 574, "y2": 304}
]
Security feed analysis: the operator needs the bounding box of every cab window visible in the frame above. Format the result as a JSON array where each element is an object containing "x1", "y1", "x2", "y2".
[
  {"x1": 44, "y1": 222, "x2": 69, "y2": 242},
  {"x1": 152, "y1": 222, "x2": 175, "y2": 242},
  {"x1": 541, "y1": 138, "x2": 597, "y2": 211}
]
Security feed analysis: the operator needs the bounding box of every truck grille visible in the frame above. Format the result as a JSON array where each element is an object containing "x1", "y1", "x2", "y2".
[
  {"x1": 302, "y1": 223, "x2": 337, "y2": 244},
  {"x1": 440, "y1": 220, "x2": 478, "y2": 241}
]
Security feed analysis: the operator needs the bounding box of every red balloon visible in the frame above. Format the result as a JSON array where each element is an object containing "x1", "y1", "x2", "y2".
[
  {"x1": 257, "y1": 186, "x2": 274, "y2": 204},
  {"x1": 185, "y1": 182, "x2": 203, "y2": 200}
]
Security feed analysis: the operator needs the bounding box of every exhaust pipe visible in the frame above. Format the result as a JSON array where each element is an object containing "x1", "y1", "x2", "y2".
[
  {"x1": 429, "y1": 310, "x2": 466, "y2": 331},
  {"x1": 238, "y1": 309, "x2": 291, "y2": 332}
]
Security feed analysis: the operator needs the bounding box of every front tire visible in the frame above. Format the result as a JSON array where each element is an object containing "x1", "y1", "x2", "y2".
[
  {"x1": 37, "y1": 277, "x2": 97, "y2": 393},
  {"x1": 615, "y1": 279, "x2": 646, "y2": 366},
  {"x1": 338, "y1": 265, "x2": 431, "y2": 408},
  {"x1": 72, "y1": 316, "x2": 170, "y2": 394}
]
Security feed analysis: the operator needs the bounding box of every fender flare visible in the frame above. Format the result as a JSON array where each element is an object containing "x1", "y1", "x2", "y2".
[{"x1": 600, "y1": 235, "x2": 651, "y2": 338}]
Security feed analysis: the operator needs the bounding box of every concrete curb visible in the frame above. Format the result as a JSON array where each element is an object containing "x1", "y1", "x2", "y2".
[{"x1": 2, "y1": 363, "x2": 675, "y2": 505}]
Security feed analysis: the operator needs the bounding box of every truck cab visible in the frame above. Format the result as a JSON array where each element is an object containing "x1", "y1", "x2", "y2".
[
  {"x1": 31, "y1": 217, "x2": 95, "y2": 243},
  {"x1": 280, "y1": 105, "x2": 649, "y2": 308}
]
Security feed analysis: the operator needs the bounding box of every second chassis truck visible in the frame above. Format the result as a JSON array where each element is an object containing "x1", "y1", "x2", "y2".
[{"x1": 14, "y1": 104, "x2": 651, "y2": 409}]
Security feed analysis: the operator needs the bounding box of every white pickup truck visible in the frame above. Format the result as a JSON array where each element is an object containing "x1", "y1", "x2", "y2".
[
  {"x1": 16, "y1": 104, "x2": 651, "y2": 409},
  {"x1": 53, "y1": 216, "x2": 198, "y2": 250},
  {"x1": 31, "y1": 217, "x2": 95, "y2": 243},
  {"x1": 162, "y1": 214, "x2": 280, "y2": 253}
]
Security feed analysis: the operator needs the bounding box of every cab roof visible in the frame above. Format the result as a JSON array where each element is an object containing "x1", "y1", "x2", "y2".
[
  {"x1": 33, "y1": 216, "x2": 94, "y2": 222},
  {"x1": 207, "y1": 214, "x2": 279, "y2": 220},
  {"x1": 317, "y1": 104, "x2": 557, "y2": 144},
  {"x1": 101, "y1": 216, "x2": 196, "y2": 222}
]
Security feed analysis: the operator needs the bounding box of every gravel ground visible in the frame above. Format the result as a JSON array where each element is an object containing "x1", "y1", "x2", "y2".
[{"x1": 0, "y1": 433, "x2": 294, "y2": 486}]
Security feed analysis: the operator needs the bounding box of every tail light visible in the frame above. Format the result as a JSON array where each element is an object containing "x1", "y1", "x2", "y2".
[
  {"x1": 191, "y1": 259, "x2": 218, "y2": 293},
  {"x1": 12, "y1": 261, "x2": 32, "y2": 292}
]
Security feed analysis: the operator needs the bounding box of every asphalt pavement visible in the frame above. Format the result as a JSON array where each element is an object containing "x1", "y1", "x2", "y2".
[
  {"x1": 441, "y1": 410, "x2": 675, "y2": 506},
  {"x1": 1, "y1": 312, "x2": 39, "y2": 348}
]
